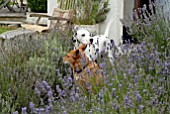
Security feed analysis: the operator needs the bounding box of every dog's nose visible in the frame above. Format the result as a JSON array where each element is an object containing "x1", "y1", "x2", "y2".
[
  {"x1": 73, "y1": 39, "x2": 77, "y2": 42},
  {"x1": 110, "y1": 39, "x2": 114, "y2": 43},
  {"x1": 72, "y1": 37, "x2": 77, "y2": 42},
  {"x1": 90, "y1": 39, "x2": 93, "y2": 44}
]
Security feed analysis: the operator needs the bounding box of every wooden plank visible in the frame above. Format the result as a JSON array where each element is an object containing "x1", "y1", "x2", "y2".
[
  {"x1": 30, "y1": 13, "x2": 51, "y2": 18},
  {"x1": 48, "y1": 16, "x2": 72, "y2": 22},
  {"x1": 21, "y1": 24, "x2": 49, "y2": 33}
]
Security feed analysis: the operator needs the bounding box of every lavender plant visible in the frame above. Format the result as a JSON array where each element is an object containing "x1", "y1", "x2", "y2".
[
  {"x1": 0, "y1": 31, "x2": 73, "y2": 113},
  {"x1": 122, "y1": 0, "x2": 170, "y2": 58}
]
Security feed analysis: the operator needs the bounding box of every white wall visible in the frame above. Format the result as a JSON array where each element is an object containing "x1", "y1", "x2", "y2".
[
  {"x1": 47, "y1": 0, "x2": 58, "y2": 27},
  {"x1": 99, "y1": 0, "x2": 124, "y2": 45},
  {"x1": 124, "y1": 0, "x2": 134, "y2": 19}
]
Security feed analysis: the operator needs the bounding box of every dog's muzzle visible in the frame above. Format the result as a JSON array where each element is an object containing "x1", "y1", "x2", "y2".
[{"x1": 90, "y1": 39, "x2": 93, "y2": 44}]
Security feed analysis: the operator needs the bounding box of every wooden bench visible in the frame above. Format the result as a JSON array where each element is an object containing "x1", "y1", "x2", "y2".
[{"x1": 21, "y1": 8, "x2": 75, "y2": 33}]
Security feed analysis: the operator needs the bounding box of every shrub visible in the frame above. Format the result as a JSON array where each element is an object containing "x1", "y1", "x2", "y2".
[
  {"x1": 0, "y1": 31, "x2": 73, "y2": 113},
  {"x1": 0, "y1": 37, "x2": 40, "y2": 113},
  {"x1": 57, "y1": 0, "x2": 110, "y2": 25},
  {"x1": 27, "y1": 0, "x2": 47, "y2": 13},
  {"x1": 121, "y1": 0, "x2": 170, "y2": 58},
  {"x1": 75, "y1": 0, "x2": 110, "y2": 25}
]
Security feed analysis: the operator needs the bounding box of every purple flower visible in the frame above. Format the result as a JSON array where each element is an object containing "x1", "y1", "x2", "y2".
[
  {"x1": 56, "y1": 85, "x2": 61, "y2": 93},
  {"x1": 99, "y1": 62, "x2": 106, "y2": 69},
  {"x1": 47, "y1": 90, "x2": 53, "y2": 97},
  {"x1": 44, "y1": 109, "x2": 50, "y2": 114},
  {"x1": 128, "y1": 69, "x2": 134, "y2": 75},
  {"x1": 22, "y1": 107, "x2": 27, "y2": 114},
  {"x1": 46, "y1": 104, "x2": 53, "y2": 111},
  {"x1": 138, "y1": 105, "x2": 144, "y2": 113},
  {"x1": 111, "y1": 88, "x2": 116, "y2": 97},
  {"x1": 70, "y1": 95, "x2": 75, "y2": 102},
  {"x1": 157, "y1": 86, "x2": 163, "y2": 96},
  {"x1": 35, "y1": 88, "x2": 40, "y2": 95},
  {"x1": 124, "y1": 95, "x2": 129, "y2": 104},
  {"x1": 46, "y1": 85, "x2": 52, "y2": 91},
  {"x1": 86, "y1": 68, "x2": 91, "y2": 77},
  {"x1": 42, "y1": 80, "x2": 48, "y2": 87},
  {"x1": 149, "y1": 3, "x2": 153, "y2": 10},
  {"x1": 81, "y1": 56, "x2": 87, "y2": 64},
  {"x1": 124, "y1": 92, "x2": 133, "y2": 108},
  {"x1": 48, "y1": 96, "x2": 54, "y2": 103},
  {"x1": 118, "y1": 84, "x2": 123, "y2": 89},
  {"x1": 112, "y1": 70, "x2": 116, "y2": 76},
  {"x1": 60, "y1": 90, "x2": 66, "y2": 96},
  {"x1": 63, "y1": 111, "x2": 67, "y2": 114},
  {"x1": 134, "y1": 75, "x2": 139, "y2": 84},
  {"x1": 75, "y1": 93, "x2": 79, "y2": 100},
  {"x1": 68, "y1": 76, "x2": 72, "y2": 83},
  {"x1": 29, "y1": 102, "x2": 35, "y2": 110},
  {"x1": 111, "y1": 102, "x2": 119, "y2": 110},
  {"x1": 151, "y1": 98, "x2": 157, "y2": 106},
  {"x1": 156, "y1": 58, "x2": 160, "y2": 64},
  {"x1": 89, "y1": 110, "x2": 92, "y2": 114},
  {"x1": 136, "y1": 91, "x2": 142, "y2": 103},
  {"x1": 35, "y1": 108, "x2": 42, "y2": 114}
]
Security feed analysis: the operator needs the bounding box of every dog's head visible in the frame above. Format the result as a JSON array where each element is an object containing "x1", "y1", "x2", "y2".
[
  {"x1": 63, "y1": 44, "x2": 88, "y2": 66},
  {"x1": 72, "y1": 29, "x2": 93, "y2": 48}
]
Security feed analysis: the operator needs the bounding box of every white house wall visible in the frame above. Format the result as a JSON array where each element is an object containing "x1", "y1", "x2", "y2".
[
  {"x1": 99, "y1": 0, "x2": 124, "y2": 45},
  {"x1": 124, "y1": 0, "x2": 134, "y2": 19},
  {"x1": 47, "y1": 0, "x2": 58, "y2": 27}
]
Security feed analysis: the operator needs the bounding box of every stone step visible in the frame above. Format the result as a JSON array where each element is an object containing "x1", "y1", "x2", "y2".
[
  {"x1": 0, "y1": 11, "x2": 26, "y2": 22},
  {"x1": 0, "y1": 21, "x2": 23, "y2": 27},
  {"x1": 0, "y1": 21, "x2": 23, "y2": 25},
  {"x1": 0, "y1": 29, "x2": 37, "y2": 40}
]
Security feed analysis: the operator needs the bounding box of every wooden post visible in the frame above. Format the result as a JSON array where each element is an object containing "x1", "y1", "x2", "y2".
[{"x1": 136, "y1": 0, "x2": 140, "y2": 15}]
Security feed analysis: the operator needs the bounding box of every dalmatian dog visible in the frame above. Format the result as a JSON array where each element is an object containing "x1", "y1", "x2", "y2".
[{"x1": 72, "y1": 20, "x2": 117, "y2": 64}]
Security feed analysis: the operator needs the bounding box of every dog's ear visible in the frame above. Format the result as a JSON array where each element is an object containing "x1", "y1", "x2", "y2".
[
  {"x1": 79, "y1": 44, "x2": 87, "y2": 51},
  {"x1": 76, "y1": 49, "x2": 79, "y2": 56}
]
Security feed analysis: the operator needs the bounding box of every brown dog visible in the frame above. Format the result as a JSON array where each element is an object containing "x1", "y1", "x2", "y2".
[{"x1": 63, "y1": 44, "x2": 105, "y2": 93}]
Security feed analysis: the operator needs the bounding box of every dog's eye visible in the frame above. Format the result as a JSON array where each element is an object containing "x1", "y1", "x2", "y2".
[
  {"x1": 75, "y1": 32, "x2": 77, "y2": 36},
  {"x1": 81, "y1": 34, "x2": 85, "y2": 37}
]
